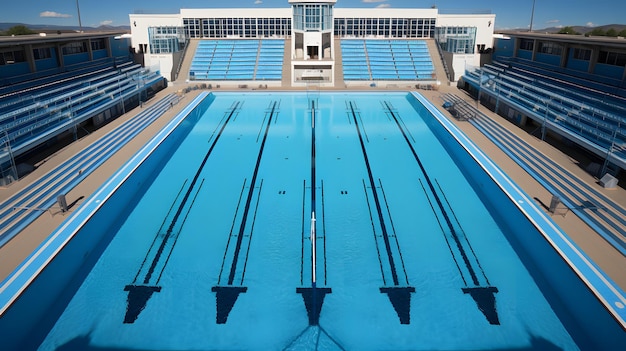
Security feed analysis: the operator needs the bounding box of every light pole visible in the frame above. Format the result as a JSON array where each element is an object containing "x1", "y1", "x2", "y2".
[
  {"x1": 529, "y1": 0, "x2": 536, "y2": 32},
  {"x1": 76, "y1": 0, "x2": 83, "y2": 32}
]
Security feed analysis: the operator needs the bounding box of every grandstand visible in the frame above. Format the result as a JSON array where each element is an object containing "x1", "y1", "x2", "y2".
[
  {"x1": 0, "y1": 32, "x2": 166, "y2": 186},
  {"x1": 129, "y1": 4, "x2": 494, "y2": 87},
  {"x1": 460, "y1": 32, "x2": 626, "y2": 180},
  {"x1": 189, "y1": 39, "x2": 284, "y2": 81},
  {"x1": 341, "y1": 39, "x2": 435, "y2": 81}
]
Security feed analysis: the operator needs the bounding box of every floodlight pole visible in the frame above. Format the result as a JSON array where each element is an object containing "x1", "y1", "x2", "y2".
[
  {"x1": 76, "y1": 0, "x2": 83, "y2": 32},
  {"x1": 529, "y1": 0, "x2": 536, "y2": 32}
]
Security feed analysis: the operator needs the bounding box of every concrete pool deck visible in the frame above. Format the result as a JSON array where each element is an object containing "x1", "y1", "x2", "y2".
[{"x1": 1, "y1": 81, "x2": 625, "y2": 298}]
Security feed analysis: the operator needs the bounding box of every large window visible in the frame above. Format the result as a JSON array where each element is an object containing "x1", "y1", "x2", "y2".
[
  {"x1": 183, "y1": 18, "x2": 201, "y2": 38},
  {"x1": 537, "y1": 42, "x2": 563, "y2": 55},
  {"x1": 62, "y1": 42, "x2": 87, "y2": 55},
  {"x1": 434, "y1": 26, "x2": 477, "y2": 54},
  {"x1": 90, "y1": 39, "x2": 106, "y2": 51},
  {"x1": 0, "y1": 50, "x2": 26, "y2": 65},
  {"x1": 572, "y1": 48, "x2": 591, "y2": 61},
  {"x1": 334, "y1": 17, "x2": 435, "y2": 38},
  {"x1": 598, "y1": 50, "x2": 626, "y2": 66},
  {"x1": 293, "y1": 4, "x2": 332, "y2": 31},
  {"x1": 149, "y1": 26, "x2": 186, "y2": 54},
  {"x1": 184, "y1": 17, "x2": 290, "y2": 38},
  {"x1": 519, "y1": 38, "x2": 534, "y2": 51},
  {"x1": 33, "y1": 47, "x2": 52, "y2": 60}
]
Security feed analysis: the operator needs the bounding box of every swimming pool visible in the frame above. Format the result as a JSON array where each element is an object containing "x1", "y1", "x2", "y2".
[{"x1": 1, "y1": 92, "x2": 625, "y2": 350}]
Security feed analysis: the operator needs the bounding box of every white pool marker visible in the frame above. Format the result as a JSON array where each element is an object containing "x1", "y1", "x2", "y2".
[{"x1": 311, "y1": 212, "x2": 316, "y2": 285}]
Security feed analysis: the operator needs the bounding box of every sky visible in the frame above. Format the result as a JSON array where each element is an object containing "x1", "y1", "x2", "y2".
[{"x1": 0, "y1": 0, "x2": 623, "y2": 30}]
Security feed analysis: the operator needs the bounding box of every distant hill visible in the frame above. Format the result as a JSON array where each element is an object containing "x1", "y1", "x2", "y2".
[
  {"x1": 0, "y1": 22, "x2": 130, "y2": 33},
  {"x1": 532, "y1": 24, "x2": 626, "y2": 35}
]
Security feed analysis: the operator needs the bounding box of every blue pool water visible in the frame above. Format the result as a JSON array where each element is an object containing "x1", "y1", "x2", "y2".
[{"x1": 10, "y1": 92, "x2": 621, "y2": 349}]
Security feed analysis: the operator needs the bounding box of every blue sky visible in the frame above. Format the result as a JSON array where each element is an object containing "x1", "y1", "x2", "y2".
[{"x1": 0, "y1": 0, "x2": 623, "y2": 30}]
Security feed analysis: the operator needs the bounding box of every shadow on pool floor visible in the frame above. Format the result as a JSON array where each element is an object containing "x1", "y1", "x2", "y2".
[{"x1": 53, "y1": 332, "x2": 565, "y2": 351}]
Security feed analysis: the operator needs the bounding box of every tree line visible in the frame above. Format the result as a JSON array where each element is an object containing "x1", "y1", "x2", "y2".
[{"x1": 0, "y1": 25, "x2": 36, "y2": 36}]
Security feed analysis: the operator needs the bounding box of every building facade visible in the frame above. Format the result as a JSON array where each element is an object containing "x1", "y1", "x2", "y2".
[{"x1": 128, "y1": 1, "x2": 496, "y2": 85}]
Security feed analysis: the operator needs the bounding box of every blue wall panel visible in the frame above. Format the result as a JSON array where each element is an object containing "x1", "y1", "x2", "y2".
[
  {"x1": 566, "y1": 58, "x2": 589, "y2": 72},
  {"x1": 63, "y1": 53, "x2": 89, "y2": 66},
  {"x1": 493, "y1": 38, "x2": 514, "y2": 61},
  {"x1": 535, "y1": 53, "x2": 561, "y2": 67},
  {"x1": 93, "y1": 49, "x2": 108, "y2": 60},
  {"x1": 517, "y1": 50, "x2": 532, "y2": 61},
  {"x1": 0, "y1": 62, "x2": 30, "y2": 77},
  {"x1": 593, "y1": 63, "x2": 624, "y2": 80},
  {"x1": 35, "y1": 58, "x2": 59, "y2": 72},
  {"x1": 110, "y1": 37, "x2": 130, "y2": 58}
]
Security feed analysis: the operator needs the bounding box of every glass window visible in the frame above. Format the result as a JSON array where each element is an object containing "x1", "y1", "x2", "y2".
[
  {"x1": 572, "y1": 48, "x2": 591, "y2": 61},
  {"x1": 33, "y1": 47, "x2": 52, "y2": 60},
  {"x1": 519, "y1": 39, "x2": 534, "y2": 51},
  {"x1": 537, "y1": 42, "x2": 562, "y2": 55},
  {"x1": 62, "y1": 42, "x2": 87, "y2": 55}
]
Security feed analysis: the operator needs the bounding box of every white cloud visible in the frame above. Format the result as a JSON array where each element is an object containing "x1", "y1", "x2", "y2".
[
  {"x1": 546, "y1": 19, "x2": 560, "y2": 24},
  {"x1": 376, "y1": 4, "x2": 391, "y2": 8},
  {"x1": 254, "y1": 0, "x2": 263, "y2": 4},
  {"x1": 586, "y1": 22, "x2": 594, "y2": 27},
  {"x1": 40, "y1": 11, "x2": 72, "y2": 18},
  {"x1": 100, "y1": 20, "x2": 113, "y2": 26},
  {"x1": 363, "y1": 0, "x2": 387, "y2": 3}
]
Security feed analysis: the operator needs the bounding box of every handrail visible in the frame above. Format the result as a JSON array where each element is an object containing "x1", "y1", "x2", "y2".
[
  {"x1": 174, "y1": 40, "x2": 190, "y2": 81},
  {"x1": 433, "y1": 38, "x2": 452, "y2": 82}
]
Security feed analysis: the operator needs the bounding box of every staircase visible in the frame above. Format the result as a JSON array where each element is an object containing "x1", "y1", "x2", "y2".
[
  {"x1": 281, "y1": 38, "x2": 292, "y2": 86},
  {"x1": 426, "y1": 39, "x2": 450, "y2": 83},
  {"x1": 333, "y1": 38, "x2": 343, "y2": 87},
  {"x1": 175, "y1": 39, "x2": 200, "y2": 83}
]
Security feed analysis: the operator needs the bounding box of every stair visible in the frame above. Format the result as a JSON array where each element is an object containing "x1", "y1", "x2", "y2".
[
  {"x1": 281, "y1": 38, "x2": 292, "y2": 86},
  {"x1": 333, "y1": 38, "x2": 343, "y2": 87},
  {"x1": 175, "y1": 39, "x2": 200, "y2": 83},
  {"x1": 426, "y1": 39, "x2": 449, "y2": 83}
]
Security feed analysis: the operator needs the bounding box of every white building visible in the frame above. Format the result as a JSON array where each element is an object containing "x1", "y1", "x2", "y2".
[{"x1": 128, "y1": 1, "x2": 495, "y2": 85}]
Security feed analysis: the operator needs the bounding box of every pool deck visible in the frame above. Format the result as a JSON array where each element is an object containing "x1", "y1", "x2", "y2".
[{"x1": 1, "y1": 81, "x2": 625, "y2": 296}]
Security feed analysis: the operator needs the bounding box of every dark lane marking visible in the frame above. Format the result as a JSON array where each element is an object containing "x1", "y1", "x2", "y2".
[
  {"x1": 123, "y1": 101, "x2": 242, "y2": 324},
  {"x1": 212, "y1": 101, "x2": 278, "y2": 324},
  {"x1": 378, "y1": 178, "x2": 410, "y2": 284},
  {"x1": 297, "y1": 99, "x2": 331, "y2": 326},
  {"x1": 349, "y1": 101, "x2": 399, "y2": 285},
  {"x1": 300, "y1": 179, "x2": 306, "y2": 286},
  {"x1": 383, "y1": 100, "x2": 499, "y2": 325},
  {"x1": 348, "y1": 101, "x2": 414, "y2": 324}
]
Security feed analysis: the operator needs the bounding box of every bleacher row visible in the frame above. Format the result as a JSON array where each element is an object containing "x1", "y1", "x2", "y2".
[
  {"x1": 0, "y1": 94, "x2": 179, "y2": 246},
  {"x1": 189, "y1": 40, "x2": 284, "y2": 81},
  {"x1": 0, "y1": 61, "x2": 164, "y2": 165},
  {"x1": 463, "y1": 60, "x2": 626, "y2": 161},
  {"x1": 341, "y1": 40, "x2": 434, "y2": 81}
]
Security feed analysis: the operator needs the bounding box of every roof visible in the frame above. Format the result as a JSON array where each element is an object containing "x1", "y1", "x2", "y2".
[
  {"x1": 497, "y1": 30, "x2": 626, "y2": 49},
  {"x1": 0, "y1": 31, "x2": 127, "y2": 48}
]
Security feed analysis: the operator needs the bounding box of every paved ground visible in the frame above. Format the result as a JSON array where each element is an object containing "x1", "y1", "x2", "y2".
[{"x1": 1, "y1": 81, "x2": 625, "y2": 295}]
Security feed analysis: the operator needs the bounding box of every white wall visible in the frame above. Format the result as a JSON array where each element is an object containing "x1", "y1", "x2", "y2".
[
  {"x1": 145, "y1": 54, "x2": 172, "y2": 82},
  {"x1": 449, "y1": 54, "x2": 476, "y2": 81},
  {"x1": 334, "y1": 8, "x2": 437, "y2": 18},
  {"x1": 129, "y1": 14, "x2": 181, "y2": 54},
  {"x1": 179, "y1": 8, "x2": 291, "y2": 19},
  {"x1": 437, "y1": 14, "x2": 496, "y2": 80},
  {"x1": 437, "y1": 14, "x2": 496, "y2": 51}
]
